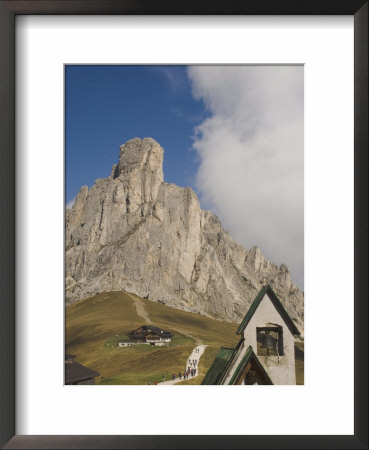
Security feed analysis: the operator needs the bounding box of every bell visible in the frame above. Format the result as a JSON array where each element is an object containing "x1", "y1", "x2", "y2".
[
  {"x1": 264, "y1": 333, "x2": 276, "y2": 351},
  {"x1": 260, "y1": 333, "x2": 267, "y2": 348}
]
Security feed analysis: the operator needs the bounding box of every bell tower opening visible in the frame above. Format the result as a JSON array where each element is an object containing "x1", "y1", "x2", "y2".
[{"x1": 256, "y1": 325, "x2": 284, "y2": 358}]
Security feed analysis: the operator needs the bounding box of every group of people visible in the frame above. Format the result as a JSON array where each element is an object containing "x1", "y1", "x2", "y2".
[
  {"x1": 162, "y1": 367, "x2": 197, "y2": 382},
  {"x1": 188, "y1": 359, "x2": 197, "y2": 367},
  {"x1": 183, "y1": 367, "x2": 196, "y2": 379},
  {"x1": 183, "y1": 357, "x2": 198, "y2": 378},
  {"x1": 148, "y1": 348, "x2": 201, "y2": 384}
]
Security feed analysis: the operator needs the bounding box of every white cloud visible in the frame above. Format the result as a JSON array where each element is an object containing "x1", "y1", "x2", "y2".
[{"x1": 188, "y1": 66, "x2": 304, "y2": 288}]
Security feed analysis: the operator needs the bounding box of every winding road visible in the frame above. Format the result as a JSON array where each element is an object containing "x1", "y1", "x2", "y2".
[
  {"x1": 127, "y1": 294, "x2": 207, "y2": 385},
  {"x1": 159, "y1": 344, "x2": 208, "y2": 385}
]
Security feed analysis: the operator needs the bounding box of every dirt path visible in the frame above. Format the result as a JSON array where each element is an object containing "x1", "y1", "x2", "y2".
[
  {"x1": 158, "y1": 344, "x2": 208, "y2": 385},
  {"x1": 128, "y1": 294, "x2": 152, "y2": 324},
  {"x1": 129, "y1": 296, "x2": 201, "y2": 344},
  {"x1": 168, "y1": 327, "x2": 202, "y2": 345}
]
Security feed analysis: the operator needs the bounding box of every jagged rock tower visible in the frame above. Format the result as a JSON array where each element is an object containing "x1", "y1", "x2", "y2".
[{"x1": 66, "y1": 138, "x2": 304, "y2": 330}]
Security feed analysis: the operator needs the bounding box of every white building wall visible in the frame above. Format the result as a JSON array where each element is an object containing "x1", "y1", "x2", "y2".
[
  {"x1": 224, "y1": 292, "x2": 297, "y2": 385},
  {"x1": 119, "y1": 342, "x2": 138, "y2": 347},
  {"x1": 243, "y1": 293, "x2": 296, "y2": 385}
]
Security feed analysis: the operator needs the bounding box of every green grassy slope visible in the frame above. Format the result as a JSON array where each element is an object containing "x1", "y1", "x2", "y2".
[
  {"x1": 66, "y1": 290, "x2": 304, "y2": 385},
  {"x1": 65, "y1": 291, "x2": 239, "y2": 385},
  {"x1": 295, "y1": 340, "x2": 305, "y2": 385}
]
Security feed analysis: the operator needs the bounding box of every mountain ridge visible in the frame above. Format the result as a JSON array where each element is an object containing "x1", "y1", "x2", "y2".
[{"x1": 66, "y1": 137, "x2": 304, "y2": 331}]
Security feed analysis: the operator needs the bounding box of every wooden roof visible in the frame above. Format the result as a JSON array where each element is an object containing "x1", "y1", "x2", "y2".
[
  {"x1": 65, "y1": 361, "x2": 100, "y2": 384},
  {"x1": 129, "y1": 325, "x2": 172, "y2": 338},
  {"x1": 236, "y1": 284, "x2": 301, "y2": 337}
]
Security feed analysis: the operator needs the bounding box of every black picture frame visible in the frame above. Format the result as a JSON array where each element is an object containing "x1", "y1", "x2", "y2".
[{"x1": 0, "y1": 1, "x2": 367, "y2": 449}]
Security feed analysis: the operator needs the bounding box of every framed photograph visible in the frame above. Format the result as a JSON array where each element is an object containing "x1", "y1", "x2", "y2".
[
  {"x1": 0, "y1": 1, "x2": 367, "y2": 449},
  {"x1": 64, "y1": 63, "x2": 305, "y2": 389}
]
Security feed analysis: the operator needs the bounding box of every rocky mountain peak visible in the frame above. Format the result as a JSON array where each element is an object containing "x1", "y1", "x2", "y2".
[
  {"x1": 115, "y1": 138, "x2": 162, "y2": 180},
  {"x1": 111, "y1": 137, "x2": 164, "y2": 209},
  {"x1": 66, "y1": 138, "x2": 304, "y2": 332},
  {"x1": 246, "y1": 246, "x2": 273, "y2": 272}
]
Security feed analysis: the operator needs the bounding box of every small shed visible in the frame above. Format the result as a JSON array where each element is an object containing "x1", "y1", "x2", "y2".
[{"x1": 65, "y1": 354, "x2": 100, "y2": 385}]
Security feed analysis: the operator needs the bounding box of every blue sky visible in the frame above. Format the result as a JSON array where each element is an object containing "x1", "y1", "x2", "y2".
[
  {"x1": 65, "y1": 65, "x2": 304, "y2": 289},
  {"x1": 65, "y1": 65, "x2": 208, "y2": 205}
]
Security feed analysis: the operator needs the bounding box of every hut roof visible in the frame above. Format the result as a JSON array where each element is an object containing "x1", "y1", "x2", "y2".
[
  {"x1": 65, "y1": 361, "x2": 100, "y2": 384},
  {"x1": 129, "y1": 325, "x2": 172, "y2": 338},
  {"x1": 236, "y1": 284, "x2": 301, "y2": 337}
]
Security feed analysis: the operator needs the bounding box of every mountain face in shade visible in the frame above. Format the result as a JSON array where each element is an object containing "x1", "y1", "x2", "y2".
[{"x1": 66, "y1": 138, "x2": 304, "y2": 330}]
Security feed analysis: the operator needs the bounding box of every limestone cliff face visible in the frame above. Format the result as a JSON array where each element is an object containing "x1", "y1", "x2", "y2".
[{"x1": 66, "y1": 138, "x2": 304, "y2": 330}]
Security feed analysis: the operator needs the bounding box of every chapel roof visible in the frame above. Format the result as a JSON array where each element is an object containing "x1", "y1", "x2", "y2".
[
  {"x1": 236, "y1": 284, "x2": 301, "y2": 337},
  {"x1": 201, "y1": 346, "x2": 235, "y2": 385},
  {"x1": 201, "y1": 344, "x2": 273, "y2": 385},
  {"x1": 227, "y1": 345, "x2": 273, "y2": 385}
]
